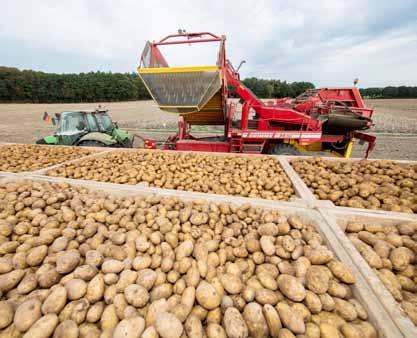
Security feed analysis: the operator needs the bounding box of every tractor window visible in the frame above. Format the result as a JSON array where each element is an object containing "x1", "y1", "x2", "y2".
[
  {"x1": 86, "y1": 114, "x2": 99, "y2": 132},
  {"x1": 96, "y1": 114, "x2": 113, "y2": 132},
  {"x1": 57, "y1": 112, "x2": 87, "y2": 135}
]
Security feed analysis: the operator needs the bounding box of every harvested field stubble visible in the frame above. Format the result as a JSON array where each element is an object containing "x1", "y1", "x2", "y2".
[
  {"x1": 0, "y1": 144, "x2": 93, "y2": 173},
  {"x1": 343, "y1": 220, "x2": 417, "y2": 326},
  {"x1": 47, "y1": 151, "x2": 295, "y2": 201},
  {"x1": 0, "y1": 180, "x2": 377, "y2": 337},
  {"x1": 291, "y1": 157, "x2": 417, "y2": 213}
]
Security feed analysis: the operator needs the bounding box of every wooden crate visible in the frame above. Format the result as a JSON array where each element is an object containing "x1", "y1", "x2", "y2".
[
  {"x1": 0, "y1": 173, "x2": 406, "y2": 337},
  {"x1": 320, "y1": 207, "x2": 417, "y2": 337}
]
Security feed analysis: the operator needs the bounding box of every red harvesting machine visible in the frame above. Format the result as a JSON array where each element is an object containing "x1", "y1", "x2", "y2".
[{"x1": 137, "y1": 32, "x2": 376, "y2": 157}]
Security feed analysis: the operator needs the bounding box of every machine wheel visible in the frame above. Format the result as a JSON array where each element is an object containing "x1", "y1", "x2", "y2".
[
  {"x1": 77, "y1": 140, "x2": 107, "y2": 147},
  {"x1": 269, "y1": 143, "x2": 300, "y2": 155}
]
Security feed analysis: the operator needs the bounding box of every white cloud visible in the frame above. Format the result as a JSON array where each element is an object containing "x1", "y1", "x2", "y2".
[{"x1": 1, "y1": 0, "x2": 416, "y2": 86}]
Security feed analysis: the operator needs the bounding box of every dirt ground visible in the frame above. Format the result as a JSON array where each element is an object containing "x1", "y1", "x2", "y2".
[{"x1": 0, "y1": 99, "x2": 416, "y2": 160}]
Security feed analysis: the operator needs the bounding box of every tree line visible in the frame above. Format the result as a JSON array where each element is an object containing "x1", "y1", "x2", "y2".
[
  {"x1": 359, "y1": 86, "x2": 417, "y2": 99},
  {"x1": 1, "y1": 66, "x2": 416, "y2": 103},
  {"x1": 0, "y1": 67, "x2": 151, "y2": 103}
]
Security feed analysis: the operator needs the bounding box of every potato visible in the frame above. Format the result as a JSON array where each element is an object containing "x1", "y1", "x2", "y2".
[
  {"x1": 306, "y1": 266, "x2": 329, "y2": 294},
  {"x1": 124, "y1": 284, "x2": 149, "y2": 308},
  {"x1": 184, "y1": 315, "x2": 203, "y2": 338},
  {"x1": 17, "y1": 272, "x2": 37, "y2": 295},
  {"x1": 196, "y1": 281, "x2": 222, "y2": 310},
  {"x1": 305, "y1": 246, "x2": 334, "y2": 264},
  {"x1": 155, "y1": 312, "x2": 183, "y2": 338},
  {"x1": 142, "y1": 326, "x2": 159, "y2": 338},
  {"x1": 86, "y1": 302, "x2": 105, "y2": 323},
  {"x1": 56, "y1": 251, "x2": 80, "y2": 274},
  {"x1": 26, "y1": 245, "x2": 48, "y2": 266},
  {"x1": 136, "y1": 269, "x2": 157, "y2": 290},
  {"x1": 243, "y1": 302, "x2": 269, "y2": 338},
  {"x1": 22, "y1": 314, "x2": 58, "y2": 338},
  {"x1": 206, "y1": 323, "x2": 227, "y2": 338},
  {"x1": 276, "y1": 302, "x2": 305, "y2": 334},
  {"x1": 333, "y1": 298, "x2": 357, "y2": 321},
  {"x1": 223, "y1": 307, "x2": 249, "y2": 338},
  {"x1": 319, "y1": 322, "x2": 339, "y2": 338},
  {"x1": 327, "y1": 261, "x2": 356, "y2": 284},
  {"x1": 102, "y1": 259, "x2": 125, "y2": 274},
  {"x1": 220, "y1": 273, "x2": 243, "y2": 294},
  {"x1": 100, "y1": 304, "x2": 119, "y2": 330},
  {"x1": 390, "y1": 247, "x2": 413, "y2": 271},
  {"x1": 277, "y1": 275, "x2": 306, "y2": 302},
  {"x1": 86, "y1": 274, "x2": 105, "y2": 303},
  {"x1": 0, "y1": 300, "x2": 14, "y2": 329},
  {"x1": 340, "y1": 323, "x2": 363, "y2": 338},
  {"x1": 277, "y1": 328, "x2": 296, "y2": 338},
  {"x1": 53, "y1": 320, "x2": 79, "y2": 338},
  {"x1": 260, "y1": 236, "x2": 276, "y2": 256},
  {"x1": 263, "y1": 304, "x2": 281, "y2": 338},
  {"x1": 41, "y1": 286, "x2": 67, "y2": 314},
  {"x1": 65, "y1": 279, "x2": 87, "y2": 300},
  {"x1": 0, "y1": 324, "x2": 22, "y2": 338},
  {"x1": 14, "y1": 298, "x2": 42, "y2": 332},
  {"x1": 0, "y1": 269, "x2": 25, "y2": 292},
  {"x1": 113, "y1": 316, "x2": 145, "y2": 338}
]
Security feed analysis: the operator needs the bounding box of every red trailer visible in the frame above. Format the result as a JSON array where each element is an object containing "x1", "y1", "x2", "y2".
[{"x1": 138, "y1": 32, "x2": 375, "y2": 157}]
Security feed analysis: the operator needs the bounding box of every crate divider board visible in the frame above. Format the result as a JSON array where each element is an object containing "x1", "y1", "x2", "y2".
[
  {"x1": 318, "y1": 207, "x2": 417, "y2": 337},
  {"x1": 276, "y1": 156, "x2": 317, "y2": 207},
  {"x1": 0, "y1": 172, "x2": 407, "y2": 337}
]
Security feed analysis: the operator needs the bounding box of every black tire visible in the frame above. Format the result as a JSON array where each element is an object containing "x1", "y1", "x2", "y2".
[
  {"x1": 269, "y1": 143, "x2": 300, "y2": 155},
  {"x1": 77, "y1": 140, "x2": 107, "y2": 147},
  {"x1": 35, "y1": 138, "x2": 47, "y2": 144}
]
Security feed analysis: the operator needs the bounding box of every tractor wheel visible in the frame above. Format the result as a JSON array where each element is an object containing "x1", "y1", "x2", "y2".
[
  {"x1": 269, "y1": 143, "x2": 300, "y2": 155},
  {"x1": 35, "y1": 138, "x2": 47, "y2": 144},
  {"x1": 78, "y1": 140, "x2": 107, "y2": 147}
]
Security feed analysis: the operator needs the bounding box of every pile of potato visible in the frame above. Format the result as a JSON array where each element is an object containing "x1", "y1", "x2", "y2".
[
  {"x1": 343, "y1": 220, "x2": 417, "y2": 325},
  {"x1": 291, "y1": 157, "x2": 417, "y2": 213},
  {"x1": 0, "y1": 145, "x2": 93, "y2": 173},
  {"x1": 47, "y1": 151, "x2": 295, "y2": 201},
  {"x1": 0, "y1": 180, "x2": 378, "y2": 338}
]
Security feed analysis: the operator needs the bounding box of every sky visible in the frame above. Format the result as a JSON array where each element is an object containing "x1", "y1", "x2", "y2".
[{"x1": 1, "y1": 0, "x2": 417, "y2": 87}]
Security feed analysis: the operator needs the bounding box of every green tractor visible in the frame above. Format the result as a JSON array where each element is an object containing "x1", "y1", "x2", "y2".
[{"x1": 36, "y1": 110, "x2": 132, "y2": 147}]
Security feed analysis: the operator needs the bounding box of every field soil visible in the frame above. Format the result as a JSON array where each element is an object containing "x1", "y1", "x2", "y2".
[{"x1": 0, "y1": 99, "x2": 416, "y2": 160}]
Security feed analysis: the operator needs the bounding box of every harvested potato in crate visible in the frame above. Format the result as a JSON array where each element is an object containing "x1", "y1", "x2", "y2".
[
  {"x1": 47, "y1": 150, "x2": 295, "y2": 201},
  {"x1": 0, "y1": 144, "x2": 93, "y2": 173},
  {"x1": 342, "y1": 218, "x2": 417, "y2": 327},
  {"x1": 0, "y1": 179, "x2": 380, "y2": 337},
  {"x1": 291, "y1": 157, "x2": 417, "y2": 213}
]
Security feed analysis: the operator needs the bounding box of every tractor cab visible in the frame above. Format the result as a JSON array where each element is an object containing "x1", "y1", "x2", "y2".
[{"x1": 37, "y1": 110, "x2": 131, "y2": 147}]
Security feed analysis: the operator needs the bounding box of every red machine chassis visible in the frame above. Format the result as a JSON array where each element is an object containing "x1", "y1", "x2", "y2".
[{"x1": 140, "y1": 32, "x2": 376, "y2": 157}]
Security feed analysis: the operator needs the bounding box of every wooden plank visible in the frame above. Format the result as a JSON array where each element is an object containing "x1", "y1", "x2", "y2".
[
  {"x1": 319, "y1": 208, "x2": 417, "y2": 337},
  {"x1": 0, "y1": 174, "x2": 404, "y2": 337},
  {"x1": 276, "y1": 156, "x2": 317, "y2": 206}
]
